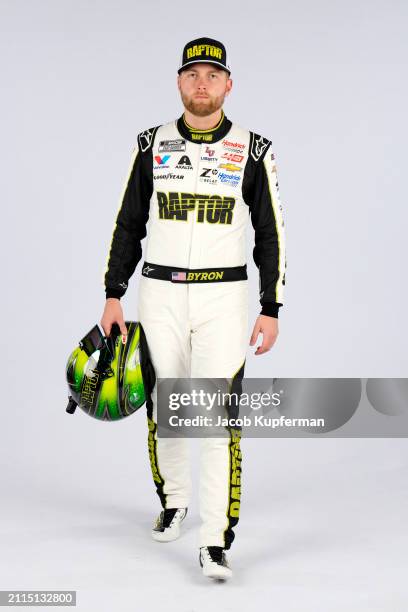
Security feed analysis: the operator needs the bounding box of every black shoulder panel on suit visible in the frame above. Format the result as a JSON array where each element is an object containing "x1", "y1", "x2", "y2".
[
  {"x1": 249, "y1": 132, "x2": 272, "y2": 162},
  {"x1": 137, "y1": 125, "x2": 161, "y2": 153}
]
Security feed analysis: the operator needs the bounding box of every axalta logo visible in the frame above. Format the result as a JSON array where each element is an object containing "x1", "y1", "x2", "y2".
[
  {"x1": 186, "y1": 44, "x2": 222, "y2": 60},
  {"x1": 223, "y1": 139, "x2": 245, "y2": 150},
  {"x1": 175, "y1": 155, "x2": 193, "y2": 170},
  {"x1": 218, "y1": 163, "x2": 242, "y2": 172}
]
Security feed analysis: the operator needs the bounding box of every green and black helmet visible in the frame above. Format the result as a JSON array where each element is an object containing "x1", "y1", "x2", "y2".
[{"x1": 65, "y1": 321, "x2": 156, "y2": 421}]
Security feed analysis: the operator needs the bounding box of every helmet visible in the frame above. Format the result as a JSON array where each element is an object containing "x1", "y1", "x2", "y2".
[{"x1": 65, "y1": 321, "x2": 156, "y2": 421}]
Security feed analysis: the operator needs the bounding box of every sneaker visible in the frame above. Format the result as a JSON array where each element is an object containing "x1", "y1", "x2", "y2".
[
  {"x1": 199, "y1": 546, "x2": 232, "y2": 580},
  {"x1": 151, "y1": 507, "x2": 188, "y2": 542}
]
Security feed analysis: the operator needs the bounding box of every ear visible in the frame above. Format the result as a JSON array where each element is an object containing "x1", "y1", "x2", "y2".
[{"x1": 225, "y1": 78, "x2": 233, "y2": 96}]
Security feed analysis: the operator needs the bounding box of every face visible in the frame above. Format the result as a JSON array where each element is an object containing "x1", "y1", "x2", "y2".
[{"x1": 177, "y1": 63, "x2": 232, "y2": 117}]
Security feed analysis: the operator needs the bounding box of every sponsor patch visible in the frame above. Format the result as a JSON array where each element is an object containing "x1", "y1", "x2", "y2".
[
  {"x1": 158, "y1": 139, "x2": 186, "y2": 152},
  {"x1": 191, "y1": 132, "x2": 214, "y2": 142},
  {"x1": 187, "y1": 44, "x2": 222, "y2": 60},
  {"x1": 175, "y1": 155, "x2": 193, "y2": 170},
  {"x1": 222, "y1": 139, "x2": 246, "y2": 154},
  {"x1": 199, "y1": 167, "x2": 218, "y2": 185},
  {"x1": 218, "y1": 163, "x2": 242, "y2": 172},
  {"x1": 221, "y1": 152, "x2": 244, "y2": 163},
  {"x1": 154, "y1": 155, "x2": 170, "y2": 166},
  {"x1": 200, "y1": 146, "x2": 217, "y2": 162},
  {"x1": 157, "y1": 192, "x2": 236, "y2": 224},
  {"x1": 218, "y1": 171, "x2": 241, "y2": 186},
  {"x1": 154, "y1": 172, "x2": 185, "y2": 180}
]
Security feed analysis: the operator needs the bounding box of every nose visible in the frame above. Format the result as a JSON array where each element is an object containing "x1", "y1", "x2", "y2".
[{"x1": 196, "y1": 75, "x2": 207, "y2": 90}]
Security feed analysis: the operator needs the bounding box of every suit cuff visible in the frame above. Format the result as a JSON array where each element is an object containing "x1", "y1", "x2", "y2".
[
  {"x1": 260, "y1": 302, "x2": 281, "y2": 318},
  {"x1": 105, "y1": 289, "x2": 124, "y2": 300}
]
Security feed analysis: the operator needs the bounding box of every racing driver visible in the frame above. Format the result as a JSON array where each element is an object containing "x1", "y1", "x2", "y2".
[{"x1": 100, "y1": 36, "x2": 287, "y2": 581}]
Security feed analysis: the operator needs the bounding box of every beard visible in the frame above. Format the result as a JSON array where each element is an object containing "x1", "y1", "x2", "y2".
[{"x1": 180, "y1": 91, "x2": 226, "y2": 117}]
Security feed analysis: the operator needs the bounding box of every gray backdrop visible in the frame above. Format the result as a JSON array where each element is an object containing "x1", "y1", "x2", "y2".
[{"x1": 1, "y1": 1, "x2": 407, "y2": 610}]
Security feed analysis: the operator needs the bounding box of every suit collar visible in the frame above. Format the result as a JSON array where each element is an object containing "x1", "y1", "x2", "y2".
[{"x1": 176, "y1": 110, "x2": 232, "y2": 143}]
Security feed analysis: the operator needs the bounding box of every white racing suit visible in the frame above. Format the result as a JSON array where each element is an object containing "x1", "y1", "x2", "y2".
[{"x1": 103, "y1": 110, "x2": 286, "y2": 549}]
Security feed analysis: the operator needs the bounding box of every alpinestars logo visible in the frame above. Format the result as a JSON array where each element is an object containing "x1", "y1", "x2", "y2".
[
  {"x1": 251, "y1": 135, "x2": 270, "y2": 161},
  {"x1": 143, "y1": 265, "x2": 155, "y2": 275},
  {"x1": 138, "y1": 128, "x2": 156, "y2": 152}
]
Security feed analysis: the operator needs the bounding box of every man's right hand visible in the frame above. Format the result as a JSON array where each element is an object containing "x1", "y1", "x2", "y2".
[{"x1": 100, "y1": 298, "x2": 128, "y2": 343}]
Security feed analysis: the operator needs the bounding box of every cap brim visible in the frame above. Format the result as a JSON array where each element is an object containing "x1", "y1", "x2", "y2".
[{"x1": 178, "y1": 60, "x2": 231, "y2": 75}]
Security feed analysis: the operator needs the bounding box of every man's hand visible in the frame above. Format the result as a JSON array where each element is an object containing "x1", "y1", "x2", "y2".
[
  {"x1": 249, "y1": 315, "x2": 279, "y2": 355},
  {"x1": 100, "y1": 298, "x2": 128, "y2": 343}
]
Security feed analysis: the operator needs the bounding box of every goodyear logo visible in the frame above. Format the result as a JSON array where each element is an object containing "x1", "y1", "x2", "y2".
[
  {"x1": 186, "y1": 44, "x2": 222, "y2": 60},
  {"x1": 218, "y1": 163, "x2": 242, "y2": 172}
]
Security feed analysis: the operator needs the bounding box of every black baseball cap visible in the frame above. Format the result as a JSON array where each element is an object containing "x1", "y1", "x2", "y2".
[{"x1": 178, "y1": 37, "x2": 231, "y2": 76}]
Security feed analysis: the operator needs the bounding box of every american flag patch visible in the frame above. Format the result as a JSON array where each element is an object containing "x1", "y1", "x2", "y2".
[{"x1": 172, "y1": 271, "x2": 186, "y2": 281}]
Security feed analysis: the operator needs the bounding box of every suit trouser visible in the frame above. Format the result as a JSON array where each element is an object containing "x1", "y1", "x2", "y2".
[{"x1": 137, "y1": 275, "x2": 248, "y2": 549}]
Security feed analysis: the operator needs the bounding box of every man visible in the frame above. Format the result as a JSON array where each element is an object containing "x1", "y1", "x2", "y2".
[{"x1": 101, "y1": 37, "x2": 286, "y2": 581}]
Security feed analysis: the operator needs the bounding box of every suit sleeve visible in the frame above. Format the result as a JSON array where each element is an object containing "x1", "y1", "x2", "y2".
[
  {"x1": 245, "y1": 143, "x2": 287, "y2": 318},
  {"x1": 103, "y1": 143, "x2": 152, "y2": 299}
]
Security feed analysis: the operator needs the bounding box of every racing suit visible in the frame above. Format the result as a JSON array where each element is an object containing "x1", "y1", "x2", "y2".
[{"x1": 103, "y1": 110, "x2": 286, "y2": 549}]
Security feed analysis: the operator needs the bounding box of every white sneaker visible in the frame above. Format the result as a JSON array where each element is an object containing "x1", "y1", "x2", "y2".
[
  {"x1": 199, "y1": 546, "x2": 232, "y2": 580},
  {"x1": 151, "y1": 507, "x2": 187, "y2": 542}
]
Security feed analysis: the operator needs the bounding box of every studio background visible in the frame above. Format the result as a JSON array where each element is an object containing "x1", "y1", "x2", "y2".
[{"x1": 1, "y1": 1, "x2": 407, "y2": 610}]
